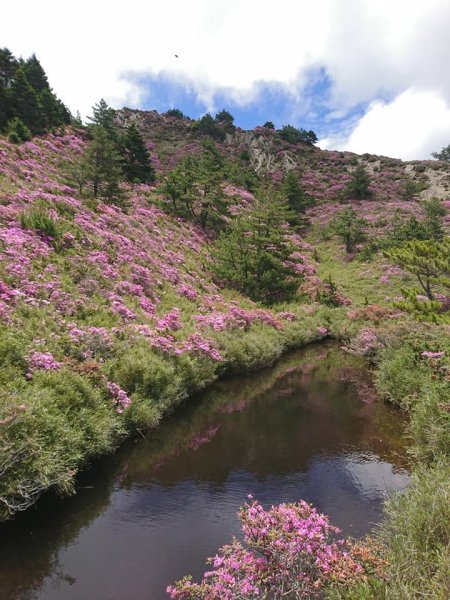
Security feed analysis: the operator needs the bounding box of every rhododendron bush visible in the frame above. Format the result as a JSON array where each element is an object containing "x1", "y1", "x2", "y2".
[{"x1": 167, "y1": 498, "x2": 385, "y2": 599}]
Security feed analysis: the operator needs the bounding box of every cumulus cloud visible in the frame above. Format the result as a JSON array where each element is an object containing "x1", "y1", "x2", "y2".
[
  {"x1": 337, "y1": 90, "x2": 450, "y2": 160},
  {"x1": 1, "y1": 0, "x2": 449, "y2": 158}
]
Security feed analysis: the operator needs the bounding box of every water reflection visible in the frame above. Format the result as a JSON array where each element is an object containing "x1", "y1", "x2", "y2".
[{"x1": 0, "y1": 343, "x2": 409, "y2": 600}]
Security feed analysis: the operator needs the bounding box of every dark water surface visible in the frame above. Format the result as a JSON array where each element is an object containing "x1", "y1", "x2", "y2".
[{"x1": 0, "y1": 343, "x2": 409, "y2": 600}]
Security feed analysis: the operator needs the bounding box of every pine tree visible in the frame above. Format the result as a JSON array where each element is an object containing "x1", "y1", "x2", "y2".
[
  {"x1": 161, "y1": 140, "x2": 227, "y2": 229},
  {"x1": 121, "y1": 124, "x2": 155, "y2": 184},
  {"x1": 385, "y1": 238, "x2": 450, "y2": 301},
  {"x1": 23, "y1": 54, "x2": 49, "y2": 92},
  {"x1": 331, "y1": 207, "x2": 368, "y2": 253},
  {"x1": 423, "y1": 198, "x2": 446, "y2": 241},
  {"x1": 431, "y1": 144, "x2": 450, "y2": 162},
  {"x1": 38, "y1": 88, "x2": 64, "y2": 129},
  {"x1": 0, "y1": 84, "x2": 11, "y2": 129},
  {"x1": 213, "y1": 192, "x2": 300, "y2": 302},
  {"x1": 80, "y1": 126, "x2": 124, "y2": 204},
  {"x1": 10, "y1": 67, "x2": 44, "y2": 134},
  {"x1": 192, "y1": 113, "x2": 226, "y2": 141},
  {"x1": 281, "y1": 171, "x2": 314, "y2": 222},
  {"x1": 0, "y1": 48, "x2": 71, "y2": 135},
  {"x1": 0, "y1": 48, "x2": 18, "y2": 87},
  {"x1": 6, "y1": 117, "x2": 32, "y2": 143},
  {"x1": 87, "y1": 99, "x2": 118, "y2": 143},
  {"x1": 345, "y1": 164, "x2": 372, "y2": 200},
  {"x1": 0, "y1": 48, "x2": 17, "y2": 128},
  {"x1": 215, "y1": 109, "x2": 235, "y2": 132}
]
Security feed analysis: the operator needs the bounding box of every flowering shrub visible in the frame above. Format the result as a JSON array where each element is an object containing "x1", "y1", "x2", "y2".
[
  {"x1": 106, "y1": 382, "x2": 132, "y2": 414},
  {"x1": 181, "y1": 333, "x2": 222, "y2": 361},
  {"x1": 343, "y1": 328, "x2": 385, "y2": 358},
  {"x1": 167, "y1": 498, "x2": 385, "y2": 599},
  {"x1": 26, "y1": 351, "x2": 63, "y2": 375},
  {"x1": 156, "y1": 307, "x2": 182, "y2": 331},
  {"x1": 421, "y1": 350, "x2": 445, "y2": 359}
]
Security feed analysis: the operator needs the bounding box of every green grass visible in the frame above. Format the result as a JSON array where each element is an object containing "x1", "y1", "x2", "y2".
[{"x1": 313, "y1": 239, "x2": 414, "y2": 307}]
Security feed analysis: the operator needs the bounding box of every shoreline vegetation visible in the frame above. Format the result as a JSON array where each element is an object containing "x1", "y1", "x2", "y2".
[{"x1": 0, "y1": 78, "x2": 448, "y2": 596}]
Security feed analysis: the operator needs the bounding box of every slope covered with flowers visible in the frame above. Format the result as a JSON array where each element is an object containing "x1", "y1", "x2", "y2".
[{"x1": 0, "y1": 131, "x2": 332, "y2": 520}]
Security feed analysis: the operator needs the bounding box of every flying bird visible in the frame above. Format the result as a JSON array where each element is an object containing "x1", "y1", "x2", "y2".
[{"x1": 174, "y1": 54, "x2": 179, "y2": 58}]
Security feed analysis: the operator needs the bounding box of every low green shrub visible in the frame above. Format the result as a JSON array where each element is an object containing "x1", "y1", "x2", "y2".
[
  {"x1": 0, "y1": 368, "x2": 123, "y2": 521},
  {"x1": 380, "y1": 460, "x2": 450, "y2": 599},
  {"x1": 409, "y1": 387, "x2": 450, "y2": 463},
  {"x1": 20, "y1": 206, "x2": 60, "y2": 239},
  {"x1": 220, "y1": 325, "x2": 284, "y2": 373},
  {"x1": 109, "y1": 344, "x2": 186, "y2": 413},
  {"x1": 374, "y1": 345, "x2": 427, "y2": 409}
]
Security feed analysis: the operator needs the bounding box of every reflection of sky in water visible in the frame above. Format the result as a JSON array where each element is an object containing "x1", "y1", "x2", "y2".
[
  {"x1": 35, "y1": 452, "x2": 409, "y2": 600},
  {"x1": 341, "y1": 453, "x2": 410, "y2": 497}
]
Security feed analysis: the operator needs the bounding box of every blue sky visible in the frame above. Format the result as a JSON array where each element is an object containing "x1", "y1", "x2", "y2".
[
  {"x1": 2, "y1": 0, "x2": 450, "y2": 159},
  {"x1": 130, "y1": 67, "x2": 370, "y2": 141},
  {"x1": 129, "y1": 68, "x2": 336, "y2": 131}
]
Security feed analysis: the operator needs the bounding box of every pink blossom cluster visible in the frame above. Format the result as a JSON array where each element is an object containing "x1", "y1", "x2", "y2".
[
  {"x1": 421, "y1": 350, "x2": 445, "y2": 359},
  {"x1": 168, "y1": 498, "x2": 376, "y2": 599},
  {"x1": 178, "y1": 283, "x2": 198, "y2": 300},
  {"x1": 180, "y1": 333, "x2": 222, "y2": 361},
  {"x1": 195, "y1": 305, "x2": 282, "y2": 332},
  {"x1": 344, "y1": 328, "x2": 384, "y2": 357},
  {"x1": 26, "y1": 351, "x2": 63, "y2": 374},
  {"x1": 156, "y1": 307, "x2": 182, "y2": 331},
  {"x1": 278, "y1": 311, "x2": 297, "y2": 322},
  {"x1": 106, "y1": 382, "x2": 131, "y2": 414},
  {"x1": 66, "y1": 323, "x2": 113, "y2": 358}
]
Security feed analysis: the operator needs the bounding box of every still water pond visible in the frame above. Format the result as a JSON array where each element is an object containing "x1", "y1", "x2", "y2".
[{"x1": 0, "y1": 343, "x2": 409, "y2": 600}]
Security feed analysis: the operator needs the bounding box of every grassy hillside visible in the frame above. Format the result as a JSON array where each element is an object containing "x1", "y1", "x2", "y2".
[
  {"x1": 0, "y1": 115, "x2": 449, "y2": 597},
  {"x1": 0, "y1": 130, "x2": 337, "y2": 520}
]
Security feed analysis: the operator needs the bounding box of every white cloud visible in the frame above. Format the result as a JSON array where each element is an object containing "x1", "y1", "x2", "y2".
[
  {"x1": 338, "y1": 89, "x2": 450, "y2": 160},
  {"x1": 1, "y1": 1, "x2": 449, "y2": 157}
]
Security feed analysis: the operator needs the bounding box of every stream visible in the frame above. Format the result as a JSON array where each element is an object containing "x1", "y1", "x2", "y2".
[{"x1": 0, "y1": 342, "x2": 410, "y2": 600}]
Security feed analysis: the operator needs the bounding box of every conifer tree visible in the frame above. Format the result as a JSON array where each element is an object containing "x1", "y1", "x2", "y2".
[
  {"x1": 88, "y1": 99, "x2": 118, "y2": 143},
  {"x1": 37, "y1": 88, "x2": 64, "y2": 129},
  {"x1": 431, "y1": 144, "x2": 450, "y2": 162},
  {"x1": 6, "y1": 117, "x2": 32, "y2": 143},
  {"x1": 345, "y1": 164, "x2": 372, "y2": 200},
  {"x1": 213, "y1": 192, "x2": 300, "y2": 302},
  {"x1": 0, "y1": 47, "x2": 18, "y2": 87},
  {"x1": 10, "y1": 67, "x2": 44, "y2": 134},
  {"x1": 0, "y1": 48, "x2": 71, "y2": 135},
  {"x1": 385, "y1": 238, "x2": 450, "y2": 301},
  {"x1": 281, "y1": 171, "x2": 314, "y2": 222},
  {"x1": 80, "y1": 126, "x2": 124, "y2": 204},
  {"x1": 23, "y1": 54, "x2": 49, "y2": 92},
  {"x1": 193, "y1": 113, "x2": 226, "y2": 141},
  {"x1": 121, "y1": 124, "x2": 155, "y2": 184},
  {"x1": 215, "y1": 109, "x2": 235, "y2": 132},
  {"x1": 423, "y1": 198, "x2": 446, "y2": 241},
  {"x1": 161, "y1": 140, "x2": 227, "y2": 229},
  {"x1": 0, "y1": 84, "x2": 11, "y2": 130},
  {"x1": 0, "y1": 48, "x2": 17, "y2": 128},
  {"x1": 331, "y1": 207, "x2": 368, "y2": 253}
]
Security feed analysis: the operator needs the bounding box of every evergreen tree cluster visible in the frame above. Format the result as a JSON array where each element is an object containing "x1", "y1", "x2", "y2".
[
  {"x1": 66, "y1": 99, "x2": 155, "y2": 205},
  {"x1": 431, "y1": 143, "x2": 450, "y2": 162},
  {"x1": 278, "y1": 125, "x2": 318, "y2": 145},
  {"x1": 161, "y1": 139, "x2": 228, "y2": 228},
  {"x1": 192, "y1": 110, "x2": 236, "y2": 141},
  {"x1": 213, "y1": 192, "x2": 301, "y2": 302},
  {"x1": 0, "y1": 48, "x2": 72, "y2": 141}
]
